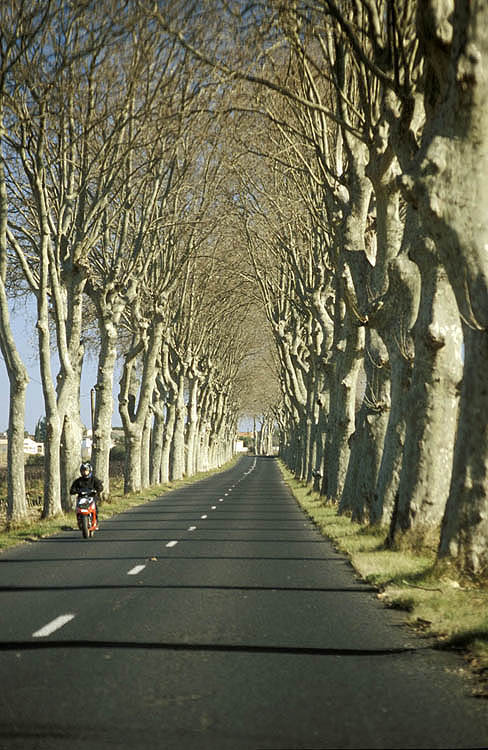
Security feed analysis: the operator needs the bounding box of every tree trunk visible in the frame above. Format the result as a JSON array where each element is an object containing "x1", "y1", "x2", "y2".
[
  {"x1": 438, "y1": 325, "x2": 488, "y2": 571},
  {"x1": 370, "y1": 347, "x2": 411, "y2": 527},
  {"x1": 185, "y1": 371, "x2": 199, "y2": 477},
  {"x1": 42, "y1": 413, "x2": 62, "y2": 519},
  {"x1": 411, "y1": 2, "x2": 488, "y2": 573},
  {"x1": 91, "y1": 314, "x2": 120, "y2": 498},
  {"x1": 365, "y1": 179, "x2": 420, "y2": 527},
  {"x1": 334, "y1": 138, "x2": 377, "y2": 513},
  {"x1": 0, "y1": 129, "x2": 29, "y2": 523},
  {"x1": 169, "y1": 370, "x2": 186, "y2": 481},
  {"x1": 390, "y1": 244, "x2": 462, "y2": 546},
  {"x1": 340, "y1": 329, "x2": 390, "y2": 521},
  {"x1": 150, "y1": 410, "x2": 164, "y2": 485},
  {"x1": 59, "y1": 394, "x2": 83, "y2": 512},
  {"x1": 119, "y1": 310, "x2": 165, "y2": 493},
  {"x1": 141, "y1": 410, "x2": 151, "y2": 488},
  {"x1": 161, "y1": 396, "x2": 176, "y2": 483},
  {"x1": 322, "y1": 295, "x2": 364, "y2": 503},
  {"x1": 150, "y1": 377, "x2": 167, "y2": 485},
  {"x1": 124, "y1": 430, "x2": 142, "y2": 493},
  {"x1": 198, "y1": 418, "x2": 210, "y2": 473},
  {"x1": 5, "y1": 375, "x2": 29, "y2": 524},
  {"x1": 37, "y1": 236, "x2": 62, "y2": 518}
]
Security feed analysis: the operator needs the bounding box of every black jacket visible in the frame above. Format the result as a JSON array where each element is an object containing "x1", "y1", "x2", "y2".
[{"x1": 70, "y1": 474, "x2": 103, "y2": 496}]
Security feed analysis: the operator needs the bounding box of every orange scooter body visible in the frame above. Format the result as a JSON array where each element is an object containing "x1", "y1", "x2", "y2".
[{"x1": 76, "y1": 492, "x2": 98, "y2": 539}]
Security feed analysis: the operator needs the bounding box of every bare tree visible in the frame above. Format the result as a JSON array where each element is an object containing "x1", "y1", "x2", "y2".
[
  {"x1": 0, "y1": 1, "x2": 53, "y2": 521},
  {"x1": 5, "y1": 2, "x2": 140, "y2": 514},
  {"x1": 406, "y1": 2, "x2": 488, "y2": 574},
  {"x1": 86, "y1": 33, "x2": 198, "y2": 494}
]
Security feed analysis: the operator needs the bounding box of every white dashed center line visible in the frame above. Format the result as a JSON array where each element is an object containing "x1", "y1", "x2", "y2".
[
  {"x1": 166, "y1": 540, "x2": 178, "y2": 548},
  {"x1": 33, "y1": 614, "x2": 75, "y2": 638},
  {"x1": 188, "y1": 525, "x2": 197, "y2": 531},
  {"x1": 201, "y1": 514, "x2": 207, "y2": 519},
  {"x1": 127, "y1": 565, "x2": 146, "y2": 576}
]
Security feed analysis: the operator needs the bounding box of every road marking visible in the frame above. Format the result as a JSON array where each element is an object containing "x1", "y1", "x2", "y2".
[
  {"x1": 211, "y1": 505, "x2": 217, "y2": 510},
  {"x1": 201, "y1": 514, "x2": 207, "y2": 519},
  {"x1": 166, "y1": 540, "x2": 178, "y2": 548},
  {"x1": 127, "y1": 565, "x2": 146, "y2": 576},
  {"x1": 188, "y1": 525, "x2": 197, "y2": 531},
  {"x1": 219, "y1": 498, "x2": 224, "y2": 502},
  {"x1": 33, "y1": 614, "x2": 75, "y2": 638}
]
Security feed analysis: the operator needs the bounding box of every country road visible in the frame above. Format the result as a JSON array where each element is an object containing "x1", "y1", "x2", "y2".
[{"x1": 0, "y1": 455, "x2": 487, "y2": 749}]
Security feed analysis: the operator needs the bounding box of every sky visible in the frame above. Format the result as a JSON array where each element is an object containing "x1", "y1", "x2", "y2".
[
  {"x1": 0, "y1": 300, "x2": 107, "y2": 434},
  {"x1": 0, "y1": 300, "x2": 253, "y2": 436}
]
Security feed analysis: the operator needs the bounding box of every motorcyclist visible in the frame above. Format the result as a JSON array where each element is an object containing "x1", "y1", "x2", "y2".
[{"x1": 70, "y1": 462, "x2": 103, "y2": 530}]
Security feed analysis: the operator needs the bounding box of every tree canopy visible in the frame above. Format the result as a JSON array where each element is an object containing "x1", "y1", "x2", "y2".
[{"x1": 1, "y1": 0, "x2": 487, "y2": 577}]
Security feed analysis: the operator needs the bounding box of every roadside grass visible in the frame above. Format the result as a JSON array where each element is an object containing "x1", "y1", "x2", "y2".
[
  {"x1": 0, "y1": 457, "x2": 238, "y2": 551},
  {"x1": 279, "y1": 462, "x2": 488, "y2": 695}
]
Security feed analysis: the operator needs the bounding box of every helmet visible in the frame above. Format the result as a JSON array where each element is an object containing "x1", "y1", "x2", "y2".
[{"x1": 80, "y1": 462, "x2": 92, "y2": 475}]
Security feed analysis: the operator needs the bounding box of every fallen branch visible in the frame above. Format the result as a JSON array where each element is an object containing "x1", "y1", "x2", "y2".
[{"x1": 401, "y1": 580, "x2": 442, "y2": 592}]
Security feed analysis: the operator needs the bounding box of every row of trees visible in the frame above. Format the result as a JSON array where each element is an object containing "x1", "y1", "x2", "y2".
[
  {"x1": 0, "y1": 1, "x2": 266, "y2": 523},
  {"x1": 149, "y1": 0, "x2": 488, "y2": 577},
  {"x1": 255, "y1": 0, "x2": 488, "y2": 577},
  {"x1": 2, "y1": 1, "x2": 487, "y2": 578}
]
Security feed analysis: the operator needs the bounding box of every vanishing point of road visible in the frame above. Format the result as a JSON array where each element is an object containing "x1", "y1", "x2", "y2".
[{"x1": 0, "y1": 456, "x2": 487, "y2": 749}]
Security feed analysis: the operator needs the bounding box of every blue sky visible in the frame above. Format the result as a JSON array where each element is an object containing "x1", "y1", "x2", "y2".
[
  {"x1": 1, "y1": 328, "x2": 252, "y2": 434},
  {"x1": 0, "y1": 303, "x2": 251, "y2": 435},
  {"x1": 0, "y1": 301, "x2": 103, "y2": 434}
]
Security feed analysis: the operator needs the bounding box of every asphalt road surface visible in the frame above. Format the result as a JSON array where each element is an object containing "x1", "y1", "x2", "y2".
[{"x1": 0, "y1": 455, "x2": 487, "y2": 750}]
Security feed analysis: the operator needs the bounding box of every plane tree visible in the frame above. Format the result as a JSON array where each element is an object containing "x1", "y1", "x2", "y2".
[
  {"x1": 2, "y1": 2, "x2": 166, "y2": 515},
  {"x1": 312, "y1": 1, "x2": 462, "y2": 541},
  {"x1": 405, "y1": 1, "x2": 488, "y2": 574},
  {"x1": 151, "y1": 1, "x2": 402, "y2": 511},
  {"x1": 85, "y1": 36, "x2": 203, "y2": 496},
  {"x1": 157, "y1": 1, "x2": 462, "y2": 547},
  {"x1": 279, "y1": 3, "x2": 420, "y2": 525},
  {"x1": 4, "y1": 1, "x2": 485, "y2": 577},
  {"x1": 271, "y1": 2, "x2": 463, "y2": 545},
  {"x1": 228, "y1": 62, "x2": 354, "y2": 489},
  {"x1": 0, "y1": 0, "x2": 57, "y2": 522},
  {"x1": 116, "y1": 196, "x2": 191, "y2": 493},
  {"x1": 155, "y1": 204, "x2": 260, "y2": 478},
  {"x1": 246, "y1": 199, "x2": 323, "y2": 479}
]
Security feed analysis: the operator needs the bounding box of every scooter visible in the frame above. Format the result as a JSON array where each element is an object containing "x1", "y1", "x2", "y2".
[{"x1": 76, "y1": 489, "x2": 98, "y2": 539}]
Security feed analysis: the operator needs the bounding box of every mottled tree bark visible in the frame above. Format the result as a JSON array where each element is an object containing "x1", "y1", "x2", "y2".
[
  {"x1": 365, "y1": 172, "x2": 420, "y2": 527},
  {"x1": 390, "y1": 239, "x2": 462, "y2": 546},
  {"x1": 91, "y1": 284, "x2": 136, "y2": 497},
  {"x1": 169, "y1": 369, "x2": 186, "y2": 481},
  {"x1": 409, "y1": 1, "x2": 488, "y2": 573},
  {"x1": 150, "y1": 374, "x2": 167, "y2": 485},
  {"x1": 322, "y1": 298, "x2": 364, "y2": 503},
  {"x1": 161, "y1": 395, "x2": 177, "y2": 483},
  {"x1": 119, "y1": 311, "x2": 165, "y2": 493},
  {"x1": 185, "y1": 368, "x2": 200, "y2": 476},
  {"x1": 340, "y1": 329, "x2": 390, "y2": 521},
  {"x1": 0, "y1": 120, "x2": 29, "y2": 523}
]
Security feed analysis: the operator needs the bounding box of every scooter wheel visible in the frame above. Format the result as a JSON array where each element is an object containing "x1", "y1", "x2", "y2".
[{"x1": 81, "y1": 515, "x2": 90, "y2": 539}]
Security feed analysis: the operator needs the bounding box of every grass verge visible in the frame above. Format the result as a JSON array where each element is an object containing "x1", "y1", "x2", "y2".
[
  {"x1": 0, "y1": 457, "x2": 238, "y2": 551},
  {"x1": 279, "y1": 462, "x2": 488, "y2": 698}
]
